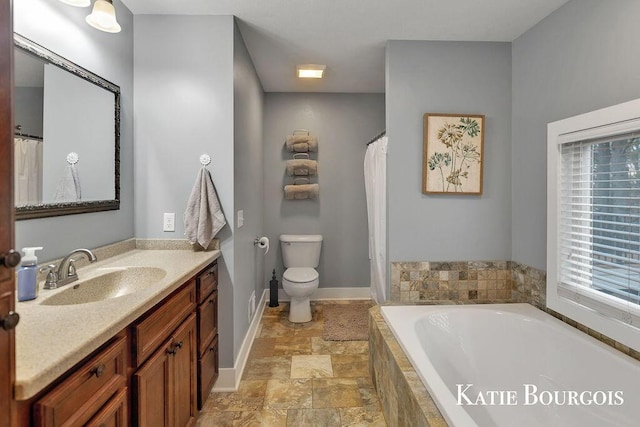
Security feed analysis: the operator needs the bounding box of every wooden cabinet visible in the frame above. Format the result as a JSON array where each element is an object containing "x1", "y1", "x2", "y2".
[
  {"x1": 85, "y1": 388, "x2": 128, "y2": 427},
  {"x1": 195, "y1": 263, "x2": 218, "y2": 409},
  {"x1": 25, "y1": 258, "x2": 218, "y2": 427},
  {"x1": 134, "y1": 314, "x2": 197, "y2": 427},
  {"x1": 33, "y1": 336, "x2": 127, "y2": 426}
]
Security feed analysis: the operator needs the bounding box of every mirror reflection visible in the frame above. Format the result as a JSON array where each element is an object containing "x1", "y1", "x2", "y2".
[{"x1": 13, "y1": 34, "x2": 120, "y2": 219}]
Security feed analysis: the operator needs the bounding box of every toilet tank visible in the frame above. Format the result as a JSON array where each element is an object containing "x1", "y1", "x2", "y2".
[{"x1": 280, "y1": 234, "x2": 323, "y2": 268}]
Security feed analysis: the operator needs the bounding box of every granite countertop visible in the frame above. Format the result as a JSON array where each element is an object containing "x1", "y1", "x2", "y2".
[{"x1": 14, "y1": 246, "x2": 220, "y2": 400}]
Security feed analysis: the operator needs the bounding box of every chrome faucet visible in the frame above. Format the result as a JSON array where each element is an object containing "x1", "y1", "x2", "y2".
[{"x1": 42, "y1": 248, "x2": 97, "y2": 289}]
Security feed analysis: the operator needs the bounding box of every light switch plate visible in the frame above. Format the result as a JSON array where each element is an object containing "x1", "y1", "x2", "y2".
[
  {"x1": 237, "y1": 210, "x2": 244, "y2": 228},
  {"x1": 163, "y1": 213, "x2": 175, "y2": 232}
]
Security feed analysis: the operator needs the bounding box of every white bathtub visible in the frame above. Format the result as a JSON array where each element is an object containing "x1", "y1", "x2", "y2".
[{"x1": 381, "y1": 304, "x2": 640, "y2": 427}]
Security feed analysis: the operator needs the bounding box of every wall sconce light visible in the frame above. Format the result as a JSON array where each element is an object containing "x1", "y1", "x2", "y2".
[
  {"x1": 297, "y1": 64, "x2": 326, "y2": 79},
  {"x1": 58, "y1": 0, "x2": 122, "y2": 33},
  {"x1": 86, "y1": 0, "x2": 121, "y2": 33}
]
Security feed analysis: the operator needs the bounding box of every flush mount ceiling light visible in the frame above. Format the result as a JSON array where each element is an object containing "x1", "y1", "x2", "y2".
[
  {"x1": 297, "y1": 64, "x2": 326, "y2": 79},
  {"x1": 86, "y1": 0, "x2": 121, "y2": 33},
  {"x1": 58, "y1": 0, "x2": 91, "y2": 6}
]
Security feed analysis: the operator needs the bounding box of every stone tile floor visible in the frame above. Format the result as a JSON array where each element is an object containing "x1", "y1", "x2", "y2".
[{"x1": 198, "y1": 300, "x2": 387, "y2": 426}]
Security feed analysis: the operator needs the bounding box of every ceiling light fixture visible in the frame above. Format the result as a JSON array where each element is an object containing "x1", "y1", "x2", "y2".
[
  {"x1": 297, "y1": 64, "x2": 326, "y2": 79},
  {"x1": 58, "y1": 0, "x2": 91, "y2": 7},
  {"x1": 86, "y1": 0, "x2": 121, "y2": 33}
]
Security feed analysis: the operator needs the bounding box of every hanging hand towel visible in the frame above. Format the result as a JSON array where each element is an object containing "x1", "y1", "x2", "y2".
[
  {"x1": 285, "y1": 159, "x2": 318, "y2": 176},
  {"x1": 285, "y1": 135, "x2": 318, "y2": 152},
  {"x1": 53, "y1": 164, "x2": 81, "y2": 202},
  {"x1": 184, "y1": 168, "x2": 227, "y2": 249},
  {"x1": 284, "y1": 183, "x2": 319, "y2": 200}
]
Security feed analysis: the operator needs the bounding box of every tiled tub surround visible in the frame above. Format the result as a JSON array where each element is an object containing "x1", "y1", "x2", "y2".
[
  {"x1": 369, "y1": 306, "x2": 446, "y2": 427},
  {"x1": 391, "y1": 261, "x2": 515, "y2": 303},
  {"x1": 375, "y1": 304, "x2": 640, "y2": 427}
]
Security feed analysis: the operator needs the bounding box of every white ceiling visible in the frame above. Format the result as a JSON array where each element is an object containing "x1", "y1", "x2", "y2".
[{"x1": 120, "y1": 0, "x2": 570, "y2": 93}]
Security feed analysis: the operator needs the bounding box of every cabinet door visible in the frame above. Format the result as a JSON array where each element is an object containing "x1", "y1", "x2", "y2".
[
  {"x1": 86, "y1": 387, "x2": 128, "y2": 427},
  {"x1": 197, "y1": 290, "x2": 217, "y2": 357},
  {"x1": 171, "y1": 313, "x2": 197, "y2": 427},
  {"x1": 134, "y1": 343, "x2": 171, "y2": 427}
]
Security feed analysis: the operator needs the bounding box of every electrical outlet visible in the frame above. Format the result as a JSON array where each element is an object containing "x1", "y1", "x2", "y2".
[
  {"x1": 237, "y1": 210, "x2": 244, "y2": 228},
  {"x1": 163, "y1": 213, "x2": 175, "y2": 232}
]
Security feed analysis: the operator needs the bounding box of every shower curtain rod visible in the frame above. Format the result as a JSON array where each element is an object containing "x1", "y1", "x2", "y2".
[
  {"x1": 14, "y1": 132, "x2": 43, "y2": 141},
  {"x1": 366, "y1": 129, "x2": 386, "y2": 146}
]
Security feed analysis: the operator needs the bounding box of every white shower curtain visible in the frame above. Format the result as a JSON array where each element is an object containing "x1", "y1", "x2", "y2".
[
  {"x1": 14, "y1": 137, "x2": 43, "y2": 205},
  {"x1": 364, "y1": 136, "x2": 387, "y2": 303}
]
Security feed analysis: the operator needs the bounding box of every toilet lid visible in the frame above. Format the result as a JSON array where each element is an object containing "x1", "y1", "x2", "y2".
[{"x1": 283, "y1": 268, "x2": 318, "y2": 283}]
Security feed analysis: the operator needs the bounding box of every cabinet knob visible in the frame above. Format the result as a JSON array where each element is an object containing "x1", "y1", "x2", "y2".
[
  {"x1": 91, "y1": 364, "x2": 106, "y2": 378},
  {"x1": 208, "y1": 299, "x2": 215, "y2": 305},
  {"x1": 166, "y1": 347, "x2": 177, "y2": 356},
  {"x1": 206, "y1": 270, "x2": 215, "y2": 276},
  {"x1": 0, "y1": 249, "x2": 21, "y2": 268},
  {"x1": 0, "y1": 312, "x2": 20, "y2": 331},
  {"x1": 175, "y1": 341, "x2": 183, "y2": 349}
]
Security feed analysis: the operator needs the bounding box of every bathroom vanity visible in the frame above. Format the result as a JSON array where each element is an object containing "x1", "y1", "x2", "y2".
[{"x1": 13, "y1": 246, "x2": 220, "y2": 426}]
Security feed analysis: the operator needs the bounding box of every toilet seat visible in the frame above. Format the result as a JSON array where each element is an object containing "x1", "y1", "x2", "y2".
[{"x1": 283, "y1": 268, "x2": 318, "y2": 284}]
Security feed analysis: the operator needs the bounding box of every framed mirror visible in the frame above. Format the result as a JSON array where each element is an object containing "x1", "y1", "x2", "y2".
[{"x1": 13, "y1": 33, "x2": 120, "y2": 220}]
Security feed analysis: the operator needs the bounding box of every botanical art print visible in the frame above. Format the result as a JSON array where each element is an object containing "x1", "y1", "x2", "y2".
[{"x1": 423, "y1": 113, "x2": 484, "y2": 194}]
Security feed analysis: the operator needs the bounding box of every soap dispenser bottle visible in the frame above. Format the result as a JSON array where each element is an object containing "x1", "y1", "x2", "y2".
[{"x1": 17, "y1": 247, "x2": 43, "y2": 302}]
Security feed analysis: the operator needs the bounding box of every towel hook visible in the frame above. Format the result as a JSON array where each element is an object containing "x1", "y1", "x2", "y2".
[
  {"x1": 66, "y1": 152, "x2": 79, "y2": 165},
  {"x1": 200, "y1": 154, "x2": 211, "y2": 167}
]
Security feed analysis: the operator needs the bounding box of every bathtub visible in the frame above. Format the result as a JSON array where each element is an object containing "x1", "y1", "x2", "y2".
[{"x1": 380, "y1": 304, "x2": 640, "y2": 427}]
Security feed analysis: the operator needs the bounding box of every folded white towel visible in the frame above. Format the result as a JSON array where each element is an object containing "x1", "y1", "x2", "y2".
[
  {"x1": 285, "y1": 135, "x2": 318, "y2": 152},
  {"x1": 285, "y1": 159, "x2": 318, "y2": 176},
  {"x1": 53, "y1": 164, "x2": 81, "y2": 202},
  {"x1": 184, "y1": 168, "x2": 227, "y2": 249}
]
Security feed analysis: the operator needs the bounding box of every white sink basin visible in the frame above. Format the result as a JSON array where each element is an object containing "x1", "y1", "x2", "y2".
[{"x1": 40, "y1": 267, "x2": 167, "y2": 306}]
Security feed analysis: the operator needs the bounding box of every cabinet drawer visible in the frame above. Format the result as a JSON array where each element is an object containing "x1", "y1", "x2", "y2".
[
  {"x1": 197, "y1": 290, "x2": 218, "y2": 358},
  {"x1": 86, "y1": 387, "x2": 128, "y2": 427},
  {"x1": 34, "y1": 336, "x2": 127, "y2": 427},
  {"x1": 196, "y1": 262, "x2": 218, "y2": 304},
  {"x1": 197, "y1": 335, "x2": 218, "y2": 410},
  {"x1": 133, "y1": 282, "x2": 196, "y2": 367}
]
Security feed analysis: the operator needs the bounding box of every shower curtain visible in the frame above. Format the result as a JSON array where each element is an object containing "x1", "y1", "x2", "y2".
[
  {"x1": 364, "y1": 136, "x2": 387, "y2": 303},
  {"x1": 14, "y1": 137, "x2": 42, "y2": 205}
]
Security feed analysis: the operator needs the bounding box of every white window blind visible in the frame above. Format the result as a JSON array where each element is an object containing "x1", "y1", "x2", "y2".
[{"x1": 559, "y1": 131, "x2": 640, "y2": 326}]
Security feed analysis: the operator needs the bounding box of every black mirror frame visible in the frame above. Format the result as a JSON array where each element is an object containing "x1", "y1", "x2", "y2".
[{"x1": 14, "y1": 33, "x2": 120, "y2": 220}]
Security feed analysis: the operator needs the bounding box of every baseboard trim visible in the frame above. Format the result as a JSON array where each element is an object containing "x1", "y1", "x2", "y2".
[
  {"x1": 211, "y1": 289, "x2": 267, "y2": 392},
  {"x1": 278, "y1": 286, "x2": 371, "y2": 301}
]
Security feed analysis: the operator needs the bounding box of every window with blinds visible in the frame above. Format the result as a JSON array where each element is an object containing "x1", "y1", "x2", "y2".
[
  {"x1": 548, "y1": 98, "x2": 640, "y2": 351},
  {"x1": 559, "y1": 133, "x2": 640, "y2": 324}
]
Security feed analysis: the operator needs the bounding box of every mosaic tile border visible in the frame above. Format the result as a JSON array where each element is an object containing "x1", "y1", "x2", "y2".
[{"x1": 391, "y1": 260, "x2": 514, "y2": 303}]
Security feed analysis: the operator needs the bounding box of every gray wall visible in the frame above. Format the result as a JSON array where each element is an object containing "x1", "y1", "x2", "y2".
[
  {"x1": 512, "y1": 0, "x2": 640, "y2": 270},
  {"x1": 42, "y1": 65, "x2": 114, "y2": 202},
  {"x1": 14, "y1": 87, "x2": 43, "y2": 137},
  {"x1": 134, "y1": 15, "x2": 236, "y2": 367},
  {"x1": 263, "y1": 93, "x2": 385, "y2": 288},
  {"x1": 14, "y1": 0, "x2": 134, "y2": 263},
  {"x1": 386, "y1": 41, "x2": 512, "y2": 267},
  {"x1": 233, "y1": 21, "x2": 265, "y2": 356}
]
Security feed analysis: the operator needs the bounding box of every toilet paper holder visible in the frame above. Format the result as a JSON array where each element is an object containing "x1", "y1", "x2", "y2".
[{"x1": 254, "y1": 236, "x2": 270, "y2": 255}]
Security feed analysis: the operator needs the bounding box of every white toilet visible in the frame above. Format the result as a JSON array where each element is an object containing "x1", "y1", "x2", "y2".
[{"x1": 280, "y1": 234, "x2": 323, "y2": 323}]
